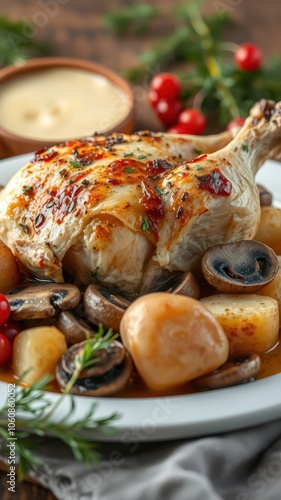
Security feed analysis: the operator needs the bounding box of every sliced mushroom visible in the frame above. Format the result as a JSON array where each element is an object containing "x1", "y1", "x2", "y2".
[
  {"x1": 156, "y1": 271, "x2": 200, "y2": 298},
  {"x1": 257, "y1": 184, "x2": 272, "y2": 206},
  {"x1": 83, "y1": 284, "x2": 131, "y2": 331},
  {"x1": 202, "y1": 240, "x2": 278, "y2": 293},
  {"x1": 56, "y1": 340, "x2": 133, "y2": 396},
  {"x1": 56, "y1": 311, "x2": 96, "y2": 346},
  {"x1": 193, "y1": 354, "x2": 261, "y2": 390},
  {"x1": 7, "y1": 283, "x2": 82, "y2": 321}
]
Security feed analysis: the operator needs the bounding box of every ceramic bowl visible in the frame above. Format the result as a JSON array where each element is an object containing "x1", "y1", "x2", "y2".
[{"x1": 0, "y1": 57, "x2": 135, "y2": 157}]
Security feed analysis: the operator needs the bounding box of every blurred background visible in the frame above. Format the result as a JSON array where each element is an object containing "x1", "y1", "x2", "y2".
[{"x1": 0, "y1": 0, "x2": 280, "y2": 132}]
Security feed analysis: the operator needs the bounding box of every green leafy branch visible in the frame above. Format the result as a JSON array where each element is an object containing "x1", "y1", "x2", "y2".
[
  {"x1": 103, "y1": 3, "x2": 158, "y2": 35},
  {"x1": 104, "y1": 1, "x2": 281, "y2": 125},
  {"x1": 0, "y1": 16, "x2": 51, "y2": 67},
  {"x1": 0, "y1": 327, "x2": 120, "y2": 481}
]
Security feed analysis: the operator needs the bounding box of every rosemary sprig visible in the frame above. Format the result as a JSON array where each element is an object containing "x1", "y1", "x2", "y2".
[
  {"x1": 0, "y1": 327, "x2": 120, "y2": 481},
  {"x1": 57, "y1": 326, "x2": 118, "y2": 398}
]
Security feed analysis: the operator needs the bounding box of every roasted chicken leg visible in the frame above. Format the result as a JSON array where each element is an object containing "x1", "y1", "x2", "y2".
[{"x1": 0, "y1": 99, "x2": 279, "y2": 295}]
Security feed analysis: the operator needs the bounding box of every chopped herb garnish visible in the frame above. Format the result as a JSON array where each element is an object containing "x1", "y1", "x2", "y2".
[
  {"x1": 138, "y1": 154, "x2": 147, "y2": 160},
  {"x1": 176, "y1": 206, "x2": 184, "y2": 219},
  {"x1": 125, "y1": 167, "x2": 136, "y2": 173},
  {"x1": 242, "y1": 144, "x2": 249, "y2": 152},
  {"x1": 156, "y1": 187, "x2": 169, "y2": 196},
  {"x1": 19, "y1": 223, "x2": 29, "y2": 234},
  {"x1": 195, "y1": 165, "x2": 204, "y2": 170},
  {"x1": 70, "y1": 160, "x2": 81, "y2": 168},
  {"x1": 46, "y1": 202, "x2": 55, "y2": 208},
  {"x1": 142, "y1": 216, "x2": 150, "y2": 232},
  {"x1": 23, "y1": 185, "x2": 33, "y2": 195},
  {"x1": 82, "y1": 179, "x2": 90, "y2": 186},
  {"x1": 123, "y1": 152, "x2": 134, "y2": 157},
  {"x1": 194, "y1": 148, "x2": 202, "y2": 155},
  {"x1": 91, "y1": 266, "x2": 99, "y2": 277},
  {"x1": 67, "y1": 200, "x2": 75, "y2": 212}
]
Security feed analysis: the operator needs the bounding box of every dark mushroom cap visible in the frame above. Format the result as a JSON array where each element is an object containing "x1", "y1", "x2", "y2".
[
  {"x1": 56, "y1": 340, "x2": 133, "y2": 396},
  {"x1": 7, "y1": 283, "x2": 82, "y2": 321},
  {"x1": 202, "y1": 240, "x2": 278, "y2": 293},
  {"x1": 257, "y1": 184, "x2": 272, "y2": 206},
  {"x1": 156, "y1": 271, "x2": 200, "y2": 299},
  {"x1": 83, "y1": 284, "x2": 131, "y2": 332},
  {"x1": 193, "y1": 354, "x2": 261, "y2": 390},
  {"x1": 56, "y1": 311, "x2": 96, "y2": 346}
]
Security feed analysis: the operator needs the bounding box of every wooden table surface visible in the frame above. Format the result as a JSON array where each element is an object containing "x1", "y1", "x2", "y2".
[{"x1": 0, "y1": 0, "x2": 281, "y2": 498}]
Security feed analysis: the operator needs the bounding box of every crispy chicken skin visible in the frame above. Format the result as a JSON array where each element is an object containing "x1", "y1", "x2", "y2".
[{"x1": 0, "y1": 99, "x2": 280, "y2": 295}]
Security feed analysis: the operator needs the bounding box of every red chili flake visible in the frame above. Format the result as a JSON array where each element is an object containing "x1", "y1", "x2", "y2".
[
  {"x1": 34, "y1": 149, "x2": 58, "y2": 163},
  {"x1": 48, "y1": 189, "x2": 57, "y2": 198},
  {"x1": 108, "y1": 178, "x2": 122, "y2": 186},
  {"x1": 196, "y1": 169, "x2": 232, "y2": 196},
  {"x1": 187, "y1": 154, "x2": 207, "y2": 164},
  {"x1": 146, "y1": 159, "x2": 174, "y2": 176},
  {"x1": 60, "y1": 138, "x2": 96, "y2": 148},
  {"x1": 140, "y1": 181, "x2": 165, "y2": 241},
  {"x1": 34, "y1": 213, "x2": 46, "y2": 229},
  {"x1": 34, "y1": 146, "x2": 48, "y2": 156},
  {"x1": 70, "y1": 171, "x2": 91, "y2": 183},
  {"x1": 75, "y1": 151, "x2": 105, "y2": 166},
  {"x1": 107, "y1": 159, "x2": 142, "y2": 178}
]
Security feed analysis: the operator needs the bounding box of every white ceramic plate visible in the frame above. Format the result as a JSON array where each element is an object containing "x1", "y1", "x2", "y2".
[{"x1": 0, "y1": 154, "x2": 281, "y2": 442}]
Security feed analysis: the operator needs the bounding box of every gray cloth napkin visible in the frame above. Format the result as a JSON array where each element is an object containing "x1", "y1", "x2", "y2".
[{"x1": 19, "y1": 419, "x2": 281, "y2": 500}]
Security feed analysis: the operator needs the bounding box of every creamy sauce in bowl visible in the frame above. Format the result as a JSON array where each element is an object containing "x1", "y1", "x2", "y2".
[{"x1": 0, "y1": 68, "x2": 131, "y2": 141}]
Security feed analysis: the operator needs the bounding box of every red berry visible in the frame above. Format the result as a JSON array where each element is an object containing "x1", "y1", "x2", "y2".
[
  {"x1": 0, "y1": 333, "x2": 12, "y2": 366},
  {"x1": 226, "y1": 117, "x2": 245, "y2": 131},
  {"x1": 167, "y1": 124, "x2": 190, "y2": 134},
  {"x1": 155, "y1": 98, "x2": 183, "y2": 127},
  {"x1": 1, "y1": 321, "x2": 22, "y2": 344},
  {"x1": 148, "y1": 90, "x2": 160, "y2": 108},
  {"x1": 0, "y1": 294, "x2": 10, "y2": 325},
  {"x1": 234, "y1": 43, "x2": 262, "y2": 71},
  {"x1": 150, "y1": 73, "x2": 181, "y2": 100},
  {"x1": 178, "y1": 108, "x2": 207, "y2": 135}
]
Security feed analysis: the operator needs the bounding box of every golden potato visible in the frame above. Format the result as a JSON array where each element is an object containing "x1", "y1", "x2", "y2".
[
  {"x1": 200, "y1": 294, "x2": 279, "y2": 356},
  {"x1": 254, "y1": 206, "x2": 281, "y2": 255},
  {"x1": 120, "y1": 292, "x2": 229, "y2": 391},
  {"x1": 0, "y1": 239, "x2": 21, "y2": 292},
  {"x1": 258, "y1": 268, "x2": 281, "y2": 324},
  {"x1": 13, "y1": 326, "x2": 67, "y2": 385}
]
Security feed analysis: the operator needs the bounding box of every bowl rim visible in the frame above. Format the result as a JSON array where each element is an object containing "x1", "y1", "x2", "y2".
[{"x1": 0, "y1": 56, "x2": 135, "y2": 145}]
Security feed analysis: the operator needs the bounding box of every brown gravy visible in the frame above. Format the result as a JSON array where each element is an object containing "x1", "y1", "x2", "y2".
[{"x1": 1, "y1": 337, "x2": 281, "y2": 398}]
